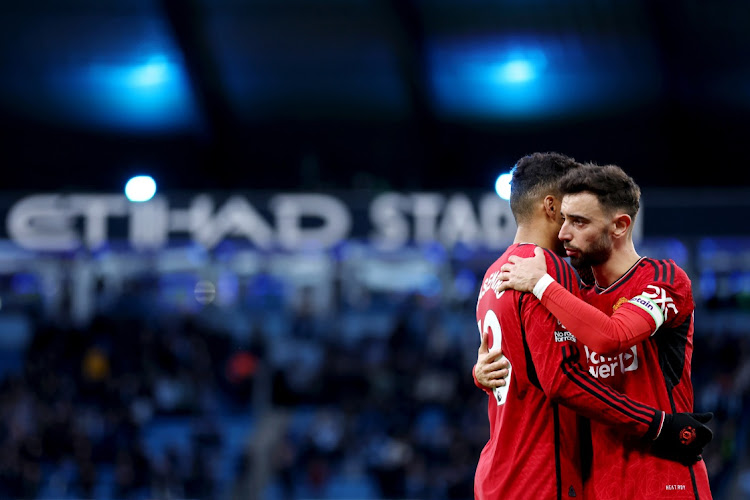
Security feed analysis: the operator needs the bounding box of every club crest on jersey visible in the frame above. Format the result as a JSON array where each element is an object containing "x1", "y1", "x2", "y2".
[{"x1": 613, "y1": 297, "x2": 628, "y2": 311}]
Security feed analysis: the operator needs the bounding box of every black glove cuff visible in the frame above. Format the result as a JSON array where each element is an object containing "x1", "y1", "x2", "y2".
[{"x1": 645, "y1": 410, "x2": 664, "y2": 441}]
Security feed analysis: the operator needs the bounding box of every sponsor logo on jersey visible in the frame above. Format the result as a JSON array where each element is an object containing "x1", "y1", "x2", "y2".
[
  {"x1": 630, "y1": 295, "x2": 656, "y2": 312},
  {"x1": 642, "y1": 284, "x2": 678, "y2": 320},
  {"x1": 584, "y1": 345, "x2": 638, "y2": 378}
]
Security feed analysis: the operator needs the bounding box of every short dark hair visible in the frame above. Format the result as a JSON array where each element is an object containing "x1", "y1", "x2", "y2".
[
  {"x1": 510, "y1": 152, "x2": 581, "y2": 224},
  {"x1": 559, "y1": 163, "x2": 641, "y2": 220}
]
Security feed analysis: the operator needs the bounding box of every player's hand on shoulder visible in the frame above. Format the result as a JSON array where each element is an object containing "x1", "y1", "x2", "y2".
[{"x1": 497, "y1": 246, "x2": 549, "y2": 294}]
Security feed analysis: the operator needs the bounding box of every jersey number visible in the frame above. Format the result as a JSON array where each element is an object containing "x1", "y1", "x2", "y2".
[{"x1": 478, "y1": 309, "x2": 512, "y2": 405}]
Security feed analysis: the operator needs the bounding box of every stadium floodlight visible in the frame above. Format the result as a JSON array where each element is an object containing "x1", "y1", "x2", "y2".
[
  {"x1": 125, "y1": 175, "x2": 157, "y2": 202},
  {"x1": 69, "y1": 51, "x2": 197, "y2": 131},
  {"x1": 130, "y1": 56, "x2": 170, "y2": 88},
  {"x1": 495, "y1": 59, "x2": 536, "y2": 84},
  {"x1": 495, "y1": 172, "x2": 512, "y2": 200}
]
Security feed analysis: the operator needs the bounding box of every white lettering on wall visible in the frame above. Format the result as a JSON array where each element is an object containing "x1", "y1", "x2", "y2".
[
  {"x1": 7, "y1": 194, "x2": 127, "y2": 251},
  {"x1": 411, "y1": 193, "x2": 444, "y2": 244},
  {"x1": 479, "y1": 194, "x2": 514, "y2": 248},
  {"x1": 5, "y1": 191, "x2": 521, "y2": 252},
  {"x1": 271, "y1": 194, "x2": 351, "y2": 251},
  {"x1": 189, "y1": 195, "x2": 274, "y2": 250},
  {"x1": 369, "y1": 193, "x2": 410, "y2": 250},
  {"x1": 438, "y1": 194, "x2": 481, "y2": 248}
]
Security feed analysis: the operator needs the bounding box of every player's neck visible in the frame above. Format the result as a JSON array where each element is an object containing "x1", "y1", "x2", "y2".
[
  {"x1": 513, "y1": 225, "x2": 556, "y2": 251},
  {"x1": 592, "y1": 244, "x2": 641, "y2": 288}
]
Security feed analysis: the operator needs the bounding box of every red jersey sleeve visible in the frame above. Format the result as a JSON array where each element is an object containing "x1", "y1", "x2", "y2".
[
  {"x1": 523, "y1": 250, "x2": 663, "y2": 438},
  {"x1": 629, "y1": 258, "x2": 695, "y2": 330},
  {"x1": 534, "y1": 258, "x2": 692, "y2": 355},
  {"x1": 539, "y1": 281, "x2": 654, "y2": 355}
]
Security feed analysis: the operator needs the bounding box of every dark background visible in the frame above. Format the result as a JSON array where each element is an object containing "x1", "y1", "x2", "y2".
[{"x1": 1, "y1": 0, "x2": 749, "y2": 193}]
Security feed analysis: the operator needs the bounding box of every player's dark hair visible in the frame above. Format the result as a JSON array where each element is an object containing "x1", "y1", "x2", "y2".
[
  {"x1": 559, "y1": 163, "x2": 641, "y2": 220},
  {"x1": 509, "y1": 152, "x2": 581, "y2": 224}
]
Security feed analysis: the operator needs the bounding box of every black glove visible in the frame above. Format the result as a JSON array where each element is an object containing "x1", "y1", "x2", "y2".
[{"x1": 652, "y1": 412, "x2": 713, "y2": 465}]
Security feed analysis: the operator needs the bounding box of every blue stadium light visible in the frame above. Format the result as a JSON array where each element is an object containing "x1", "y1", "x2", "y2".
[
  {"x1": 58, "y1": 51, "x2": 199, "y2": 131},
  {"x1": 430, "y1": 42, "x2": 550, "y2": 118},
  {"x1": 125, "y1": 175, "x2": 157, "y2": 202},
  {"x1": 495, "y1": 172, "x2": 512, "y2": 200},
  {"x1": 495, "y1": 59, "x2": 536, "y2": 84},
  {"x1": 428, "y1": 36, "x2": 660, "y2": 120},
  {"x1": 130, "y1": 56, "x2": 170, "y2": 88}
]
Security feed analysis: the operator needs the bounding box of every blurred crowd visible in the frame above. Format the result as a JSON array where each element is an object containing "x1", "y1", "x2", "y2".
[{"x1": 0, "y1": 252, "x2": 746, "y2": 499}]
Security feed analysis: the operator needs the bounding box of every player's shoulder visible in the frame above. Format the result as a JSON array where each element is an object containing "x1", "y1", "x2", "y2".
[
  {"x1": 637, "y1": 257, "x2": 691, "y2": 287},
  {"x1": 513, "y1": 244, "x2": 578, "y2": 292},
  {"x1": 635, "y1": 257, "x2": 694, "y2": 320},
  {"x1": 505, "y1": 242, "x2": 537, "y2": 259}
]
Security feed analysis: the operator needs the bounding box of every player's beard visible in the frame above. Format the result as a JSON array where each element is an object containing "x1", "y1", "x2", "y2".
[{"x1": 566, "y1": 229, "x2": 612, "y2": 269}]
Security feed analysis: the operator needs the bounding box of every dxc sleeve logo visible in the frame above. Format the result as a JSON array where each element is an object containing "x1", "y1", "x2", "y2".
[{"x1": 642, "y1": 285, "x2": 678, "y2": 321}]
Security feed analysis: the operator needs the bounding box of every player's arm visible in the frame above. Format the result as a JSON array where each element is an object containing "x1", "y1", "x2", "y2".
[
  {"x1": 535, "y1": 278, "x2": 655, "y2": 355},
  {"x1": 498, "y1": 247, "x2": 656, "y2": 355},
  {"x1": 507, "y1": 250, "x2": 662, "y2": 436},
  {"x1": 522, "y1": 296, "x2": 711, "y2": 462},
  {"x1": 522, "y1": 294, "x2": 660, "y2": 437}
]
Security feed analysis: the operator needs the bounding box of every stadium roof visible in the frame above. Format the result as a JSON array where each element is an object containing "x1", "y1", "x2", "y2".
[{"x1": 1, "y1": 0, "x2": 749, "y2": 192}]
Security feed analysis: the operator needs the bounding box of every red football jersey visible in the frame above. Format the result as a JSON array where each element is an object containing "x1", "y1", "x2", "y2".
[
  {"x1": 474, "y1": 244, "x2": 662, "y2": 500},
  {"x1": 538, "y1": 257, "x2": 712, "y2": 499}
]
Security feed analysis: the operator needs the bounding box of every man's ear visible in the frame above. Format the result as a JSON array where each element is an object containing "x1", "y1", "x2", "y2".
[
  {"x1": 543, "y1": 195, "x2": 557, "y2": 220},
  {"x1": 612, "y1": 213, "x2": 632, "y2": 239}
]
